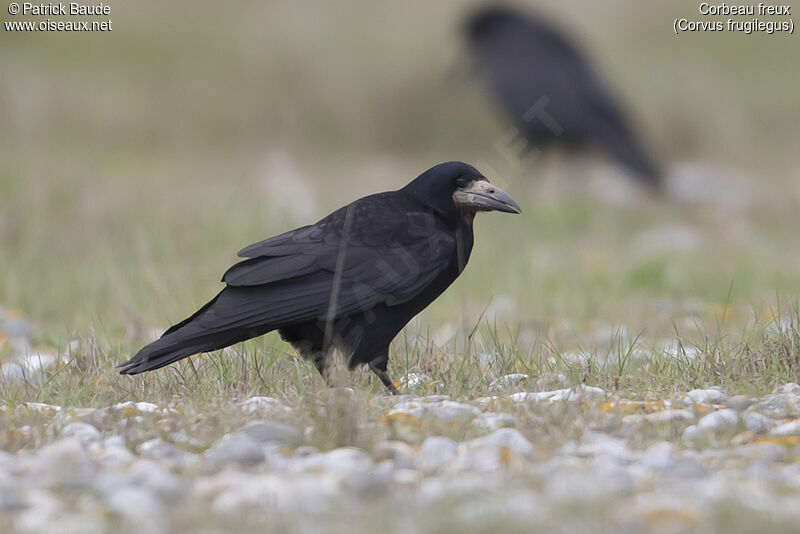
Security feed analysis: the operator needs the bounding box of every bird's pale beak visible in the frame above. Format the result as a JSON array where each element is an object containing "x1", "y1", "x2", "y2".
[{"x1": 453, "y1": 180, "x2": 522, "y2": 214}]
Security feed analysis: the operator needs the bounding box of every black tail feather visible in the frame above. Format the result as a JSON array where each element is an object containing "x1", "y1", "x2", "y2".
[
  {"x1": 118, "y1": 291, "x2": 257, "y2": 375},
  {"x1": 597, "y1": 122, "x2": 661, "y2": 190}
]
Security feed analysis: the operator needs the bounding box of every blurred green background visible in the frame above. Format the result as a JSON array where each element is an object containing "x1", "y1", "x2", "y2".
[{"x1": 1, "y1": 0, "x2": 799, "y2": 349}]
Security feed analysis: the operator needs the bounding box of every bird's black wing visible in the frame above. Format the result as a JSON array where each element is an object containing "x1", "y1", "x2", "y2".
[{"x1": 202, "y1": 193, "x2": 456, "y2": 331}]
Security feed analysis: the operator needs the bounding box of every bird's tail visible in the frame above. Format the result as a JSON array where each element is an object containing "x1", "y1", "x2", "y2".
[
  {"x1": 117, "y1": 291, "x2": 255, "y2": 375},
  {"x1": 597, "y1": 120, "x2": 661, "y2": 191}
]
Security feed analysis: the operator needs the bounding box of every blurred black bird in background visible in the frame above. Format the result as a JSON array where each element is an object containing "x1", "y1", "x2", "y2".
[
  {"x1": 119, "y1": 162, "x2": 521, "y2": 393},
  {"x1": 463, "y1": 5, "x2": 661, "y2": 189}
]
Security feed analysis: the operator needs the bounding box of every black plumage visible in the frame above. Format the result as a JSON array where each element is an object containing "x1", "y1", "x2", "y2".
[
  {"x1": 118, "y1": 162, "x2": 521, "y2": 393},
  {"x1": 464, "y1": 5, "x2": 660, "y2": 188}
]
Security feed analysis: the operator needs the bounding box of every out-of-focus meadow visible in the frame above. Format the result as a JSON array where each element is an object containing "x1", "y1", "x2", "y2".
[
  {"x1": 2, "y1": 2, "x2": 800, "y2": 533},
  {"x1": 2, "y1": 0, "x2": 799, "y2": 341}
]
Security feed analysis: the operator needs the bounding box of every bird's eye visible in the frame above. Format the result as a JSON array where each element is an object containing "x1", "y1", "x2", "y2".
[{"x1": 456, "y1": 177, "x2": 470, "y2": 188}]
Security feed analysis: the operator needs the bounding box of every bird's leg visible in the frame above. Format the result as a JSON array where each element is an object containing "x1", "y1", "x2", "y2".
[
  {"x1": 368, "y1": 356, "x2": 400, "y2": 395},
  {"x1": 311, "y1": 351, "x2": 334, "y2": 387}
]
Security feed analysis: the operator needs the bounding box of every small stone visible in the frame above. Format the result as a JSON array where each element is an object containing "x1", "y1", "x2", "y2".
[
  {"x1": 684, "y1": 388, "x2": 727, "y2": 405},
  {"x1": 104, "y1": 435, "x2": 126, "y2": 448},
  {"x1": 415, "y1": 436, "x2": 457, "y2": 473},
  {"x1": 490, "y1": 373, "x2": 530, "y2": 391},
  {"x1": 741, "y1": 411, "x2": 775, "y2": 434},
  {"x1": 0, "y1": 362, "x2": 23, "y2": 383},
  {"x1": 19, "y1": 351, "x2": 59, "y2": 374},
  {"x1": 241, "y1": 420, "x2": 301, "y2": 446},
  {"x1": 385, "y1": 398, "x2": 479, "y2": 424},
  {"x1": 455, "y1": 428, "x2": 534, "y2": 471},
  {"x1": 106, "y1": 486, "x2": 167, "y2": 534},
  {"x1": 731, "y1": 430, "x2": 757, "y2": 446},
  {"x1": 562, "y1": 431, "x2": 632, "y2": 460},
  {"x1": 373, "y1": 440, "x2": 415, "y2": 467},
  {"x1": 61, "y1": 422, "x2": 101, "y2": 445},
  {"x1": 92, "y1": 444, "x2": 135, "y2": 469},
  {"x1": 639, "y1": 442, "x2": 676, "y2": 470},
  {"x1": 240, "y1": 396, "x2": 288, "y2": 414},
  {"x1": 134, "y1": 401, "x2": 159, "y2": 413},
  {"x1": 294, "y1": 447, "x2": 373, "y2": 473},
  {"x1": 138, "y1": 439, "x2": 179, "y2": 460},
  {"x1": 205, "y1": 433, "x2": 265, "y2": 466},
  {"x1": 137, "y1": 439, "x2": 195, "y2": 468},
  {"x1": 385, "y1": 400, "x2": 425, "y2": 421},
  {"x1": 113, "y1": 401, "x2": 159, "y2": 415},
  {"x1": 209, "y1": 472, "x2": 338, "y2": 515},
  {"x1": 20, "y1": 402, "x2": 62, "y2": 415},
  {"x1": 341, "y1": 463, "x2": 393, "y2": 497},
  {"x1": 12, "y1": 489, "x2": 66, "y2": 533},
  {"x1": 393, "y1": 468, "x2": 424, "y2": 486},
  {"x1": 750, "y1": 392, "x2": 800, "y2": 418},
  {"x1": 124, "y1": 459, "x2": 185, "y2": 499},
  {"x1": 682, "y1": 408, "x2": 739, "y2": 446},
  {"x1": 696, "y1": 408, "x2": 739, "y2": 431},
  {"x1": 774, "y1": 383, "x2": 800, "y2": 395},
  {"x1": 472, "y1": 412, "x2": 516, "y2": 431},
  {"x1": 621, "y1": 409, "x2": 695, "y2": 426},
  {"x1": 1, "y1": 310, "x2": 31, "y2": 339},
  {"x1": 645, "y1": 409, "x2": 696, "y2": 424},
  {"x1": 660, "y1": 341, "x2": 702, "y2": 361},
  {"x1": 50, "y1": 407, "x2": 103, "y2": 430},
  {"x1": 398, "y1": 373, "x2": 436, "y2": 389},
  {"x1": 535, "y1": 372, "x2": 569, "y2": 389},
  {"x1": 511, "y1": 385, "x2": 605, "y2": 403},
  {"x1": 765, "y1": 319, "x2": 793, "y2": 336},
  {"x1": 37, "y1": 438, "x2": 96, "y2": 488},
  {"x1": 427, "y1": 401, "x2": 481, "y2": 422},
  {"x1": 727, "y1": 395, "x2": 754, "y2": 411},
  {"x1": 770, "y1": 419, "x2": 800, "y2": 437}
]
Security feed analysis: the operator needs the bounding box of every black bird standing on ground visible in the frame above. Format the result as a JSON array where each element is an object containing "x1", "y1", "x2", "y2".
[
  {"x1": 119, "y1": 162, "x2": 521, "y2": 393},
  {"x1": 463, "y1": 5, "x2": 660, "y2": 189}
]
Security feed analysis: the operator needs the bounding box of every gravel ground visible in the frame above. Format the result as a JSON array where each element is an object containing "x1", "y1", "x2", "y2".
[
  {"x1": 4, "y1": 308, "x2": 800, "y2": 532},
  {"x1": 3, "y1": 381, "x2": 800, "y2": 533}
]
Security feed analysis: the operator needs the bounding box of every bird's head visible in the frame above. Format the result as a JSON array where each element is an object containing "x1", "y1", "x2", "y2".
[
  {"x1": 464, "y1": 5, "x2": 525, "y2": 47},
  {"x1": 403, "y1": 162, "x2": 521, "y2": 222}
]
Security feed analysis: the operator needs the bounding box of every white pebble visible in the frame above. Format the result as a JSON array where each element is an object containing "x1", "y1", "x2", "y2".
[
  {"x1": 472, "y1": 412, "x2": 516, "y2": 431},
  {"x1": 490, "y1": 373, "x2": 530, "y2": 391},
  {"x1": 241, "y1": 420, "x2": 301, "y2": 445},
  {"x1": 415, "y1": 436, "x2": 457, "y2": 473},
  {"x1": 697, "y1": 409, "x2": 739, "y2": 432},
  {"x1": 19, "y1": 351, "x2": 59, "y2": 374},
  {"x1": 742, "y1": 411, "x2": 775, "y2": 434},
  {"x1": 112, "y1": 401, "x2": 159, "y2": 414},
  {"x1": 770, "y1": 419, "x2": 800, "y2": 437},
  {"x1": 685, "y1": 388, "x2": 728, "y2": 405},
  {"x1": 511, "y1": 385, "x2": 605, "y2": 403},
  {"x1": 205, "y1": 433, "x2": 265, "y2": 466},
  {"x1": 36, "y1": 438, "x2": 96, "y2": 488},
  {"x1": 106, "y1": 486, "x2": 167, "y2": 534},
  {"x1": 455, "y1": 428, "x2": 534, "y2": 471},
  {"x1": 0, "y1": 362, "x2": 23, "y2": 383},
  {"x1": 398, "y1": 373, "x2": 435, "y2": 389},
  {"x1": 239, "y1": 396, "x2": 288, "y2": 415},
  {"x1": 21, "y1": 402, "x2": 61, "y2": 414},
  {"x1": 61, "y1": 422, "x2": 101, "y2": 445},
  {"x1": 773, "y1": 383, "x2": 800, "y2": 395},
  {"x1": 293, "y1": 447, "x2": 372, "y2": 473}
]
